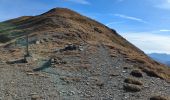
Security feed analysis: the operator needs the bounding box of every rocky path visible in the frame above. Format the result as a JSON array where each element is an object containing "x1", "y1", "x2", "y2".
[
  {"x1": 0, "y1": 63, "x2": 60, "y2": 100},
  {"x1": 0, "y1": 43, "x2": 170, "y2": 100}
]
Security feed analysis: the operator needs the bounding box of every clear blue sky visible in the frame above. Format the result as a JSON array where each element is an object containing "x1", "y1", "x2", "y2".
[{"x1": 0, "y1": 0, "x2": 170, "y2": 54}]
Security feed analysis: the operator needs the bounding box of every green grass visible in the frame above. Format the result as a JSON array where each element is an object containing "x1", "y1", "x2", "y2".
[
  {"x1": 0, "y1": 22, "x2": 23, "y2": 43},
  {"x1": 0, "y1": 22, "x2": 17, "y2": 33}
]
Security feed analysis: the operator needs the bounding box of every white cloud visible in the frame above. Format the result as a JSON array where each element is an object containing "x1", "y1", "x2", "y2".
[
  {"x1": 114, "y1": 14, "x2": 148, "y2": 23},
  {"x1": 160, "y1": 29, "x2": 170, "y2": 32},
  {"x1": 121, "y1": 32, "x2": 170, "y2": 54},
  {"x1": 155, "y1": 0, "x2": 170, "y2": 10},
  {"x1": 64, "y1": 0, "x2": 90, "y2": 5},
  {"x1": 106, "y1": 21, "x2": 125, "y2": 26}
]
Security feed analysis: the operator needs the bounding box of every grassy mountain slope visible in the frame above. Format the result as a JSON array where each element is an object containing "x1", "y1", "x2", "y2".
[{"x1": 0, "y1": 8, "x2": 170, "y2": 99}]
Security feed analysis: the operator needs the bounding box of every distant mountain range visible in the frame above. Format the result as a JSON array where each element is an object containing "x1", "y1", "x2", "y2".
[{"x1": 148, "y1": 53, "x2": 170, "y2": 66}]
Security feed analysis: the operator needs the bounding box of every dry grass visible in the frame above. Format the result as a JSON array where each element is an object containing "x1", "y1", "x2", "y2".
[
  {"x1": 142, "y1": 68, "x2": 163, "y2": 79},
  {"x1": 124, "y1": 78, "x2": 143, "y2": 85},
  {"x1": 60, "y1": 76, "x2": 81, "y2": 83},
  {"x1": 110, "y1": 54, "x2": 117, "y2": 58},
  {"x1": 62, "y1": 51, "x2": 80, "y2": 55},
  {"x1": 150, "y1": 96, "x2": 169, "y2": 100},
  {"x1": 119, "y1": 48, "x2": 170, "y2": 81},
  {"x1": 123, "y1": 84, "x2": 142, "y2": 92},
  {"x1": 130, "y1": 69, "x2": 143, "y2": 78}
]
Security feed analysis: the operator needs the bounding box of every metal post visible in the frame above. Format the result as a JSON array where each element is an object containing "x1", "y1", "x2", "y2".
[{"x1": 26, "y1": 33, "x2": 29, "y2": 57}]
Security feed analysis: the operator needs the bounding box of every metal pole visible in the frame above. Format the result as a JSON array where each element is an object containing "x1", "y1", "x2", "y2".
[{"x1": 26, "y1": 33, "x2": 29, "y2": 57}]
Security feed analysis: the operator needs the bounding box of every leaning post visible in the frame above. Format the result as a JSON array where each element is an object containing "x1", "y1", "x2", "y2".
[
  {"x1": 24, "y1": 32, "x2": 30, "y2": 63},
  {"x1": 26, "y1": 33, "x2": 30, "y2": 57}
]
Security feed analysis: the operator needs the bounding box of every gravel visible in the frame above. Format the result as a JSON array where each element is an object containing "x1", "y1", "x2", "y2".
[{"x1": 0, "y1": 43, "x2": 169, "y2": 100}]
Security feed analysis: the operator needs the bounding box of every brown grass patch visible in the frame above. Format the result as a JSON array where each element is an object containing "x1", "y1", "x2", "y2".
[
  {"x1": 123, "y1": 84, "x2": 142, "y2": 92},
  {"x1": 60, "y1": 76, "x2": 81, "y2": 83},
  {"x1": 130, "y1": 69, "x2": 143, "y2": 78},
  {"x1": 142, "y1": 68, "x2": 163, "y2": 79},
  {"x1": 150, "y1": 96, "x2": 169, "y2": 100},
  {"x1": 124, "y1": 78, "x2": 143, "y2": 85}
]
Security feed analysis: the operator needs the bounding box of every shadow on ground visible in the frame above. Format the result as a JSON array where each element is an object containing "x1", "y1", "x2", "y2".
[
  {"x1": 33, "y1": 60, "x2": 51, "y2": 71},
  {"x1": 6, "y1": 59, "x2": 27, "y2": 64}
]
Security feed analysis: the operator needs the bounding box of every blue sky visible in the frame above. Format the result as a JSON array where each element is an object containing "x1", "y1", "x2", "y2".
[{"x1": 0, "y1": 0, "x2": 170, "y2": 54}]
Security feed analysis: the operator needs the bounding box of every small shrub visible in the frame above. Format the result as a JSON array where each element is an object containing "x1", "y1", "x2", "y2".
[
  {"x1": 0, "y1": 34, "x2": 11, "y2": 43},
  {"x1": 94, "y1": 27, "x2": 102, "y2": 33},
  {"x1": 123, "y1": 84, "x2": 142, "y2": 92},
  {"x1": 143, "y1": 69, "x2": 163, "y2": 79},
  {"x1": 150, "y1": 96, "x2": 168, "y2": 100},
  {"x1": 124, "y1": 78, "x2": 143, "y2": 85},
  {"x1": 110, "y1": 54, "x2": 117, "y2": 57},
  {"x1": 123, "y1": 67, "x2": 131, "y2": 69},
  {"x1": 132, "y1": 58, "x2": 146, "y2": 64},
  {"x1": 130, "y1": 69, "x2": 143, "y2": 78},
  {"x1": 60, "y1": 76, "x2": 81, "y2": 83}
]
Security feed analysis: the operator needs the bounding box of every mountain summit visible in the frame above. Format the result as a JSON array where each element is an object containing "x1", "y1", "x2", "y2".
[
  {"x1": 41, "y1": 8, "x2": 82, "y2": 17},
  {"x1": 0, "y1": 8, "x2": 170, "y2": 99}
]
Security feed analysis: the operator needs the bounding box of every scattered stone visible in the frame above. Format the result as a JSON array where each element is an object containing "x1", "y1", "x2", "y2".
[
  {"x1": 96, "y1": 81, "x2": 104, "y2": 89},
  {"x1": 79, "y1": 45, "x2": 84, "y2": 51},
  {"x1": 150, "y1": 96, "x2": 168, "y2": 100},
  {"x1": 43, "y1": 38, "x2": 49, "y2": 42},
  {"x1": 94, "y1": 27, "x2": 102, "y2": 33},
  {"x1": 0, "y1": 60, "x2": 5, "y2": 64},
  {"x1": 25, "y1": 57, "x2": 33, "y2": 63},
  {"x1": 124, "y1": 78, "x2": 143, "y2": 85},
  {"x1": 151, "y1": 81, "x2": 155, "y2": 84},
  {"x1": 50, "y1": 57, "x2": 66, "y2": 65},
  {"x1": 68, "y1": 91, "x2": 75, "y2": 96},
  {"x1": 63, "y1": 44, "x2": 78, "y2": 51},
  {"x1": 40, "y1": 40, "x2": 44, "y2": 43},
  {"x1": 123, "y1": 67, "x2": 128, "y2": 69},
  {"x1": 31, "y1": 94, "x2": 41, "y2": 100},
  {"x1": 35, "y1": 41, "x2": 40, "y2": 44},
  {"x1": 50, "y1": 58, "x2": 55, "y2": 63},
  {"x1": 123, "y1": 66, "x2": 132, "y2": 70},
  {"x1": 130, "y1": 69, "x2": 143, "y2": 78},
  {"x1": 27, "y1": 72, "x2": 35, "y2": 75},
  {"x1": 11, "y1": 81, "x2": 14, "y2": 84},
  {"x1": 24, "y1": 55, "x2": 34, "y2": 63},
  {"x1": 123, "y1": 84, "x2": 142, "y2": 92},
  {"x1": 110, "y1": 73, "x2": 119, "y2": 76},
  {"x1": 86, "y1": 82, "x2": 90, "y2": 85}
]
